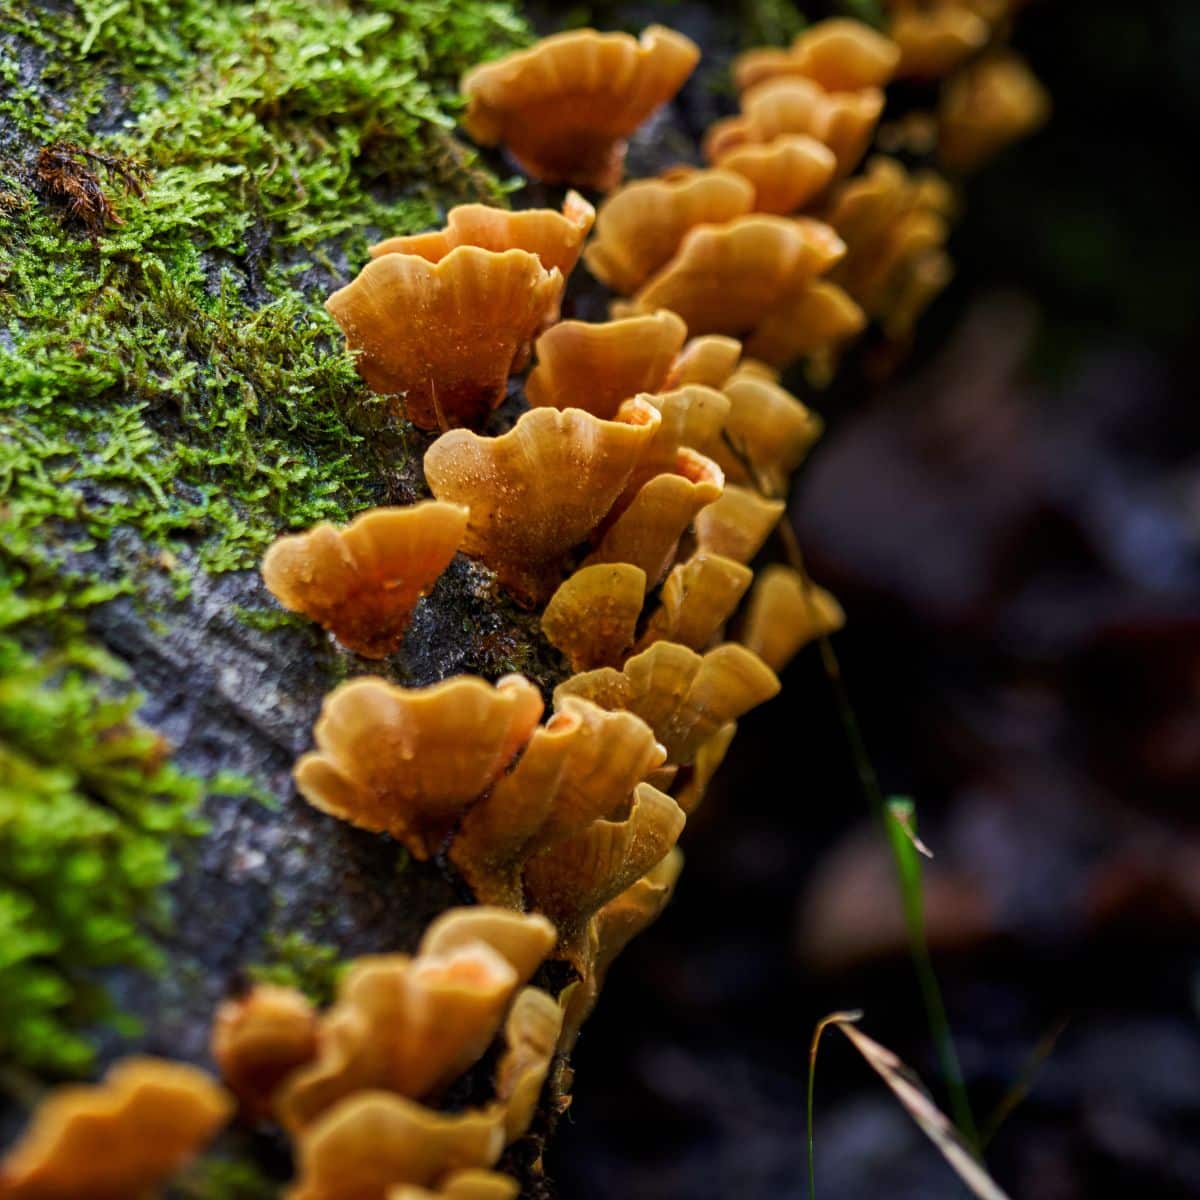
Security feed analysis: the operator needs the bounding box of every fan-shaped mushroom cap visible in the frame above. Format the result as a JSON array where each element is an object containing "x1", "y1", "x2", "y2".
[
  {"x1": 418, "y1": 908, "x2": 558, "y2": 989},
  {"x1": 541, "y1": 563, "x2": 648, "y2": 671},
  {"x1": 694, "y1": 484, "x2": 785, "y2": 563},
  {"x1": 939, "y1": 52, "x2": 1050, "y2": 173},
  {"x1": 460, "y1": 26, "x2": 700, "y2": 190},
  {"x1": 628, "y1": 386, "x2": 732, "y2": 485},
  {"x1": 554, "y1": 641, "x2": 780, "y2": 766},
  {"x1": 638, "y1": 552, "x2": 753, "y2": 652},
  {"x1": 212, "y1": 985, "x2": 319, "y2": 1120},
  {"x1": 525, "y1": 310, "x2": 687, "y2": 418},
  {"x1": 584, "y1": 169, "x2": 756, "y2": 293},
  {"x1": 387, "y1": 1170, "x2": 519, "y2": 1200},
  {"x1": 494, "y1": 988, "x2": 564, "y2": 1142},
  {"x1": 287, "y1": 1093, "x2": 505, "y2": 1200},
  {"x1": 740, "y1": 564, "x2": 846, "y2": 672},
  {"x1": 585, "y1": 449, "x2": 724, "y2": 585},
  {"x1": 261, "y1": 503, "x2": 468, "y2": 659},
  {"x1": 294, "y1": 674, "x2": 544, "y2": 857},
  {"x1": 624, "y1": 215, "x2": 845, "y2": 336},
  {"x1": 743, "y1": 278, "x2": 866, "y2": 371},
  {"x1": 675, "y1": 722, "x2": 738, "y2": 815},
  {"x1": 423, "y1": 401, "x2": 661, "y2": 604},
  {"x1": 714, "y1": 134, "x2": 837, "y2": 215},
  {"x1": 325, "y1": 247, "x2": 563, "y2": 431},
  {"x1": 522, "y1": 782, "x2": 686, "y2": 965},
  {"x1": 370, "y1": 193, "x2": 595, "y2": 281},
  {"x1": 278, "y1": 945, "x2": 518, "y2": 1130},
  {"x1": 890, "y1": 7, "x2": 990, "y2": 80},
  {"x1": 714, "y1": 368, "x2": 824, "y2": 493},
  {"x1": 733, "y1": 18, "x2": 900, "y2": 94},
  {"x1": 663, "y1": 334, "x2": 743, "y2": 390},
  {"x1": 0, "y1": 1058, "x2": 231, "y2": 1200},
  {"x1": 450, "y1": 698, "x2": 666, "y2": 908}
]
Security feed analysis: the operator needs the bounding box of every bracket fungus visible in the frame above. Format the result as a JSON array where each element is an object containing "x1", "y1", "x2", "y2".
[
  {"x1": 325, "y1": 246, "x2": 563, "y2": 430},
  {"x1": 493, "y1": 987, "x2": 565, "y2": 1142},
  {"x1": 388, "y1": 1171, "x2": 519, "y2": 1200},
  {"x1": 525, "y1": 310, "x2": 687, "y2": 418},
  {"x1": 743, "y1": 277, "x2": 866, "y2": 372},
  {"x1": 418, "y1": 907, "x2": 558, "y2": 989},
  {"x1": 554, "y1": 640, "x2": 780, "y2": 767},
  {"x1": 541, "y1": 562, "x2": 648, "y2": 671},
  {"x1": 674, "y1": 722, "x2": 739, "y2": 816},
  {"x1": 638, "y1": 552, "x2": 754, "y2": 653},
  {"x1": 423, "y1": 400, "x2": 661, "y2": 604},
  {"x1": 732, "y1": 19, "x2": 901, "y2": 95},
  {"x1": 0, "y1": 1057, "x2": 231, "y2": 1200},
  {"x1": 693, "y1": 484, "x2": 786, "y2": 564},
  {"x1": 261, "y1": 502, "x2": 468, "y2": 659},
  {"x1": 212, "y1": 984, "x2": 319, "y2": 1121},
  {"x1": 713, "y1": 134, "x2": 837, "y2": 215},
  {"x1": 583, "y1": 169, "x2": 755, "y2": 294},
  {"x1": 293, "y1": 674, "x2": 544, "y2": 857},
  {"x1": 663, "y1": 334, "x2": 743, "y2": 390},
  {"x1": 889, "y1": 6, "x2": 991, "y2": 80},
  {"x1": 740, "y1": 564, "x2": 846, "y2": 673},
  {"x1": 460, "y1": 26, "x2": 700, "y2": 190}
]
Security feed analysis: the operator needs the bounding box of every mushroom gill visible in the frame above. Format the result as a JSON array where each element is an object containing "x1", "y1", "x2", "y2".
[
  {"x1": 713, "y1": 134, "x2": 837, "y2": 215},
  {"x1": 541, "y1": 563, "x2": 648, "y2": 672},
  {"x1": 740, "y1": 564, "x2": 846, "y2": 673},
  {"x1": 525, "y1": 310, "x2": 687, "y2": 418},
  {"x1": 0, "y1": 1058, "x2": 231, "y2": 1200},
  {"x1": 260, "y1": 502, "x2": 468, "y2": 659},
  {"x1": 583, "y1": 169, "x2": 755, "y2": 294},
  {"x1": 732, "y1": 18, "x2": 901, "y2": 95},
  {"x1": 637, "y1": 552, "x2": 754, "y2": 653},
  {"x1": 293, "y1": 674, "x2": 544, "y2": 857},
  {"x1": 693, "y1": 484, "x2": 786, "y2": 564},
  {"x1": 325, "y1": 246, "x2": 562, "y2": 431},
  {"x1": 460, "y1": 26, "x2": 700, "y2": 190},
  {"x1": 423, "y1": 400, "x2": 661, "y2": 604},
  {"x1": 554, "y1": 640, "x2": 780, "y2": 767}
]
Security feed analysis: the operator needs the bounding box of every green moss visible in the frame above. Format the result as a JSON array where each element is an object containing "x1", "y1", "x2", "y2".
[{"x1": 247, "y1": 930, "x2": 344, "y2": 1006}]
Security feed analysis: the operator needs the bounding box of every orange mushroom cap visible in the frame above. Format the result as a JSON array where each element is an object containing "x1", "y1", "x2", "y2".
[
  {"x1": 733, "y1": 18, "x2": 900, "y2": 94},
  {"x1": 739, "y1": 564, "x2": 846, "y2": 673},
  {"x1": 890, "y1": 7, "x2": 990, "y2": 80},
  {"x1": 460, "y1": 26, "x2": 700, "y2": 190},
  {"x1": 714, "y1": 134, "x2": 837, "y2": 215},
  {"x1": 260, "y1": 502, "x2": 468, "y2": 659},
  {"x1": 637, "y1": 552, "x2": 753, "y2": 653},
  {"x1": 541, "y1": 562, "x2": 648, "y2": 672},
  {"x1": 325, "y1": 246, "x2": 562, "y2": 431},
  {"x1": 493, "y1": 987, "x2": 564, "y2": 1142},
  {"x1": 693, "y1": 483, "x2": 785, "y2": 563},
  {"x1": 663, "y1": 334, "x2": 743, "y2": 390},
  {"x1": 744, "y1": 278, "x2": 866, "y2": 372},
  {"x1": 387, "y1": 1170, "x2": 519, "y2": 1200}
]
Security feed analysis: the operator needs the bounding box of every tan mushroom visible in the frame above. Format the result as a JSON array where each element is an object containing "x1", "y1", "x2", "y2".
[
  {"x1": 293, "y1": 674, "x2": 544, "y2": 857},
  {"x1": 638, "y1": 552, "x2": 753, "y2": 653},
  {"x1": 674, "y1": 722, "x2": 738, "y2": 815},
  {"x1": 423, "y1": 401, "x2": 661, "y2": 604},
  {"x1": 732, "y1": 18, "x2": 901, "y2": 94},
  {"x1": 493, "y1": 987, "x2": 564, "y2": 1141},
  {"x1": 460, "y1": 26, "x2": 700, "y2": 190},
  {"x1": 889, "y1": 7, "x2": 990, "y2": 80},
  {"x1": 743, "y1": 278, "x2": 866, "y2": 372},
  {"x1": 693, "y1": 484, "x2": 785, "y2": 564},
  {"x1": 739, "y1": 564, "x2": 846, "y2": 673},
  {"x1": 325, "y1": 247, "x2": 562, "y2": 430},
  {"x1": 541, "y1": 563, "x2": 648, "y2": 671},
  {"x1": 260, "y1": 503, "x2": 468, "y2": 659},
  {"x1": 417, "y1": 908, "x2": 557, "y2": 989},
  {"x1": 663, "y1": 334, "x2": 743, "y2": 390},
  {"x1": 387, "y1": 1170, "x2": 519, "y2": 1200},
  {"x1": 714, "y1": 134, "x2": 837, "y2": 215},
  {"x1": 0, "y1": 1058, "x2": 231, "y2": 1200}
]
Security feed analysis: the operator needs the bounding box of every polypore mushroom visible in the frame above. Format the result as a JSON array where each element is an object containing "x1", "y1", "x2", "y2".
[
  {"x1": 0, "y1": 1057, "x2": 231, "y2": 1200},
  {"x1": 325, "y1": 246, "x2": 562, "y2": 430},
  {"x1": 525, "y1": 310, "x2": 687, "y2": 418},
  {"x1": 663, "y1": 334, "x2": 743, "y2": 389},
  {"x1": 387, "y1": 1171, "x2": 519, "y2": 1200},
  {"x1": 417, "y1": 907, "x2": 557, "y2": 989},
  {"x1": 674, "y1": 722, "x2": 738, "y2": 815},
  {"x1": 583, "y1": 169, "x2": 755, "y2": 293},
  {"x1": 693, "y1": 484, "x2": 785, "y2": 563},
  {"x1": 293, "y1": 674, "x2": 544, "y2": 857},
  {"x1": 493, "y1": 987, "x2": 564, "y2": 1142},
  {"x1": 740, "y1": 564, "x2": 846, "y2": 673},
  {"x1": 541, "y1": 563, "x2": 648, "y2": 671},
  {"x1": 260, "y1": 502, "x2": 469, "y2": 659},
  {"x1": 743, "y1": 278, "x2": 866, "y2": 372},
  {"x1": 423, "y1": 401, "x2": 660, "y2": 604},
  {"x1": 287, "y1": 1093, "x2": 506, "y2": 1200},
  {"x1": 450, "y1": 697, "x2": 667, "y2": 909},
  {"x1": 889, "y1": 7, "x2": 990, "y2": 80},
  {"x1": 733, "y1": 19, "x2": 900, "y2": 94},
  {"x1": 212, "y1": 984, "x2": 319, "y2": 1120},
  {"x1": 713, "y1": 134, "x2": 837, "y2": 215},
  {"x1": 554, "y1": 640, "x2": 780, "y2": 766},
  {"x1": 637, "y1": 552, "x2": 753, "y2": 652},
  {"x1": 460, "y1": 26, "x2": 700, "y2": 190}
]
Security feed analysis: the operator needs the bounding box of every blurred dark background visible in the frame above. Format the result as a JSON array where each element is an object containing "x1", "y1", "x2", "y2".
[{"x1": 545, "y1": 1, "x2": 1200, "y2": 1196}]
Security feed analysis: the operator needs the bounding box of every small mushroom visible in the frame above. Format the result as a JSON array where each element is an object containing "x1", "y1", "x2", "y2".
[
  {"x1": 493, "y1": 987, "x2": 564, "y2": 1142},
  {"x1": 0, "y1": 1057, "x2": 232, "y2": 1200},
  {"x1": 423, "y1": 401, "x2": 661, "y2": 604},
  {"x1": 525, "y1": 310, "x2": 687, "y2": 418},
  {"x1": 663, "y1": 334, "x2": 743, "y2": 390},
  {"x1": 583, "y1": 169, "x2": 755, "y2": 293},
  {"x1": 294, "y1": 674, "x2": 544, "y2": 856},
  {"x1": 541, "y1": 563, "x2": 648, "y2": 671},
  {"x1": 638, "y1": 552, "x2": 753, "y2": 652},
  {"x1": 733, "y1": 19, "x2": 900, "y2": 94},
  {"x1": 460, "y1": 26, "x2": 700, "y2": 190},
  {"x1": 212, "y1": 985, "x2": 319, "y2": 1120},
  {"x1": 260, "y1": 502, "x2": 468, "y2": 659},
  {"x1": 674, "y1": 723, "x2": 738, "y2": 815},
  {"x1": 693, "y1": 484, "x2": 785, "y2": 563},
  {"x1": 630, "y1": 386, "x2": 733, "y2": 485},
  {"x1": 890, "y1": 7, "x2": 990, "y2": 80},
  {"x1": 418, "y1": 908, "x2": 558, "y2": 989},
  {"x1": 714, "y1": 134, "x2": 837, "y2": 215},
  {"x1": 744, "y1": 278, "x2": 866, "y2": 372},
  {"x1": 740, "y1": 564, "x2": 845, "y2": 672},
  {"x1": 387, "y1": 1170, "x2": 519, "y2": 1200},
  {"x1": 287, "y1": 1092, "x2": 506, "y2": 1200},
  {"x1": 325, "y1": 246, "x2": 563, "y2": 430},
  {"x1": 554, "y1": 640, "x2": 780, "y2": 766}
]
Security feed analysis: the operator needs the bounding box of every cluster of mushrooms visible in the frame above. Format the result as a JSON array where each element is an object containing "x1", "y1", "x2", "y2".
[{"x1": 0, "y1": 14, "x2": 1047, "y2": 1200}]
